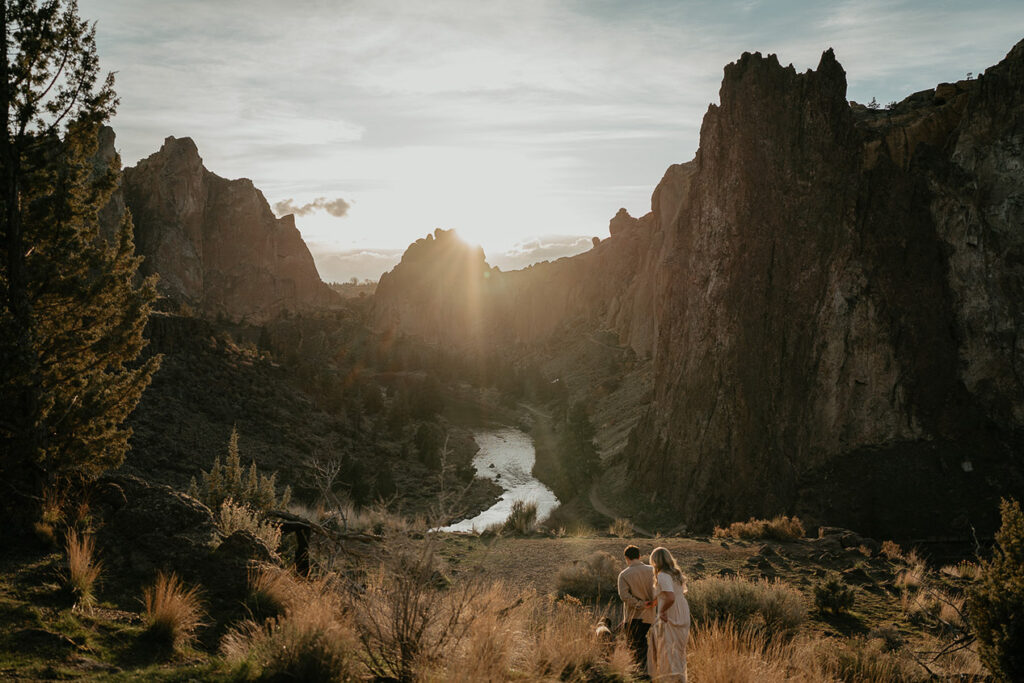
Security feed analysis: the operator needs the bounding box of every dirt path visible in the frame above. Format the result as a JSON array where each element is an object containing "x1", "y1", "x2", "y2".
[{"x1": 589, "y1": 482, "x2": 653, "y2": 537}]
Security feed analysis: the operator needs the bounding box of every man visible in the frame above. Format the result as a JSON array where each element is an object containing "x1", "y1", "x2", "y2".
[{"x1": 617, "y1": 545, "x2": 655, "y2": 675}]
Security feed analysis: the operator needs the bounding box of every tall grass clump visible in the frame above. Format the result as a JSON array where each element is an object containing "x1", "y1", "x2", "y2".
[
  {"x1": 63, "y1": 530, "x2": 101, "y2": 609},
  {"x1": 216, "y1": 498, "x2": 282, "y2": 552},
  {"x1": 555, "y1": 551, "x2": 620, "y2": 602},
  {"x1": 688, "y1": 619, "x2": 796, "y2": 683},
  {"x1": 608, "y1": 517, "x2": 632, "y2": 538},
  {"x1": 688, "y1": 576, "x2": 805, "y2": 637},
  {"x1": 34, "y1": 486, "x2": 66, "y2": 544},
  {"x1": 142, "y1": 572, "x2": 204, "y2": 650},
  {"x1": 223, "y1": 577, "x2": 363, "y2": 682},
  {"x1": 245, "y1": 565, "x2": 300, "y2": 621},
  {"x1": 503, "y1": 499, "x2": 538, "y2": 536},
  {"x1": 713, "y1": 515, "x2": 805, "y2": 541}
]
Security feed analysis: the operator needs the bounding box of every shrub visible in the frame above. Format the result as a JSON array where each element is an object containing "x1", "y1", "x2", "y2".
[
  {"x1": 223, "y1": 579, "x2": 363, "y2": 682},
  {"x1": 142, "y1": 572, "x2": 204, "y2": 650},
  {"x1": 968, "y1": 498, "x2": 1024, "y2": 681},
  {"x1": 814, "y1": 574, "x2": 855, "y2": 614},
  {"x1": 63, "y1": 530, "x2": 101, "y2": 609},
  {"x1": 355, "y1": 545, "x2": 489, "y2": 681},
  {"x1": 688, "y1": 576, "x2": 805, "y2": 637},
  {"x1": 503, "y1": 500, "x2": 538, "y2": 536},
  {"x1": 189, "y1": 426, "x2": 291, "y2": 512},
  {"x1": 608, "y1": 518, "x2": 632, "y2": 538},
  {"x1": 216, "y1": 499, "x2": 282, "y2": 552},
  {"x1": 712, "y1": 515, "x2": 805, "y2": 541},
  {"x1": 555, "y1": 551, "x2": 620, "y2": 602}
]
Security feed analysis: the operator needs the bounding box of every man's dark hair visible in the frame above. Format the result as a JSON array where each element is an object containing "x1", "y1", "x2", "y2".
[{"x1": 624, "y1": 545, "x2": 640, "y2": 560}]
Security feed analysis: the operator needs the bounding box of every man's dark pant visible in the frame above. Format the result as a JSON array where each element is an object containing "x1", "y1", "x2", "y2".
[{"x1": 623, "y1": 619, "x2": 650, "y2": 673}]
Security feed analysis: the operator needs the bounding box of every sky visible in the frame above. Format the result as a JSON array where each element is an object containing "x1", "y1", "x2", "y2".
[{"x1": 79, "y1": 0, "x2": 1024, "y2": 282}]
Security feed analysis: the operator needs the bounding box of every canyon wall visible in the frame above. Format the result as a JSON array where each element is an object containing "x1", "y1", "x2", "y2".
[
  {"x1": 111, "y1": 134, "x2": 337, "y2": 322},
  {"x1": 375, "y1": 41, "x2": 1024, "y2": 535}
]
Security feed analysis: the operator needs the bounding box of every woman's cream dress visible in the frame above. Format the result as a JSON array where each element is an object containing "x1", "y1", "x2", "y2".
[{"x1": 649, "y1": 571, "x2": 690, "y2": 682}]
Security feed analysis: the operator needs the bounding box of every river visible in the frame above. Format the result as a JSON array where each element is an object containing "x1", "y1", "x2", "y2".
[{"x1": 441, "y1": 427, "x2": 559, "y2": 533}]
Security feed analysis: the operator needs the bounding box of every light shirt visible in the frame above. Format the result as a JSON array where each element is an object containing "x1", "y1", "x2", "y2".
[
  {"x1": 618, "y1": 562, "x2": 656, "y2": 624},
  {"x1": 655, "y1": 571, "x2": 690, "y2": 627}
]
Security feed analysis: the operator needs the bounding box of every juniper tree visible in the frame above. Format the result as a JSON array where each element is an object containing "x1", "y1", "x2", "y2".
[
  {"x1": 188, "y1": 427, "x2": 291, "y2": 513},
  {"x1": 969, "y1": 498, "x2": 1024, "y2": 681},
  {"x1": 0, "y1": 0, "x2": 158, "y2": 522}
]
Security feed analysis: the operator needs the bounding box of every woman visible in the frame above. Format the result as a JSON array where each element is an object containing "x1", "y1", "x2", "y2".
[{"x1": 647, "y1": 547, "x2": 690, "y2": 682}]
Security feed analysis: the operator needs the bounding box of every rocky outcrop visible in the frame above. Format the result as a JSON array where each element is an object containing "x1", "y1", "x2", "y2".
[
  {"x1": 94, "y1": 474, "x2": 278, "y2": 597},
  {"x1": 115, "y1": 135, "x2": 337, "y2": 321},
  {"x1": 374, "y1": 40, "x2": 1024, "y2": 538}
]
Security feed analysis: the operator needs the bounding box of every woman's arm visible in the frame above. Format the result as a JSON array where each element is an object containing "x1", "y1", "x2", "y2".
[{"x1": 658, "y1": 591, "x2": 675, "y2": 621}]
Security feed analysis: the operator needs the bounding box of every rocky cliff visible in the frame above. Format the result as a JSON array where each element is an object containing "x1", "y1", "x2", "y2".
[
  {"x1": 114, "y1": 135, "x2": 337, "y2": 321},
  {"x1": 374, "y1": 40, "x2": 1024, "y2": 537}
]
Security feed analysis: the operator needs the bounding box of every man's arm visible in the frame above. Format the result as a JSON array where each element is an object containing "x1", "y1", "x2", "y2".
[{"x1": 618, "y1": 572, "x2": 644, "y2": 611}]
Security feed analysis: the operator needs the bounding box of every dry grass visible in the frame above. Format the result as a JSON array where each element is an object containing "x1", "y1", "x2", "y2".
[
  {"x1": 246, "y1": 565, "x2": 302, "y2": 621},
  {"x1": 688, "y1": 576, "x2": 806, "y2": 637},
  {"x1": 142, "y1": 572, "x2": 204, "y2": 650},
  {"x1": 63, "y1": 530, "x2": 102, "y2": 609},
  {"x1": 941, "y1": 560, "x2": 981, "y2": 581},
  {"x1": 608, "y1": 518, "x2": 632, "y2": 538},
  {"x1": 687, "y1": 621, "x2": 935, "y2": 682},
  {"x1": 809, "y1": 636, "x2": 923, "y2": 682},
  {"x1": 881, "y1": 539, "x2": 904, "y2": 560},
  {"x1": 713, "y1": 515, "x2": 805, "y2": 541},
  {"x1": 223, "y1": 576, "x2": 363, "y2": 682},
  {"x1": 423, "y1": 585, "x2": 631, "y2": 682},
  {"x1": 688, "y1": 620, "x2": 796, "y2": 682},
  {"x1": 503, "y1": 500, "x2": 539, "y2": 536},
  {"x1": 555, "y1": 551, "x2": 621, "y2": 602},
  {"x1": 217, "y1": 499, "x2": 282, "y2": 552},
  {"x1": 34, "y1": 487, "x2": 67, "y2": 545}
]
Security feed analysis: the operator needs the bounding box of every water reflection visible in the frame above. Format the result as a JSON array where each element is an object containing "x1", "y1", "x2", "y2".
[{"x1": 440, "y1": 427, "x2": 559, "y2": 532}]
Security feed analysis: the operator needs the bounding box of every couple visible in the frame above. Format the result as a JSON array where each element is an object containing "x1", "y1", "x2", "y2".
[{"x1": 617, "y1": 545, "x2": 690, "y2": 682}]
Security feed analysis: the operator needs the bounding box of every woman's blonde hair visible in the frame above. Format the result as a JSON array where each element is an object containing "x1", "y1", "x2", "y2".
[{"x1": 650, "y1": 546, "x2": 686, "y2": 592}]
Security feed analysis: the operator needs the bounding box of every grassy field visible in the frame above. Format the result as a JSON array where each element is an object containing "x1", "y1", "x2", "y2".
[{"x1": 0, "y1": 519, "x2": 989, "y2": 681}]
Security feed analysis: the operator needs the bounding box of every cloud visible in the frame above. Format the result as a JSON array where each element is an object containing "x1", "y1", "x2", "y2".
[
  {"x1": 308, "y1": 245, "x2": 405, "y2": 283},
  {"x1": 273, "y1": 196, "x2": 351, "y2": 218},
  {"x1": 490, "y1": 235, "x2": 595, "y2": 271}
]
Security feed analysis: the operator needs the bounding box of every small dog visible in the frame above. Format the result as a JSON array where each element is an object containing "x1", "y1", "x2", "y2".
[{"x1": 595, "y1": 616, "x2": 616, "y2": 651}]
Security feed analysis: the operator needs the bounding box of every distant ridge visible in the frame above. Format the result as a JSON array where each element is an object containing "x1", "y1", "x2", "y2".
[{"x1": 101, "y1": 131, "x2": 338, "y2": 322}]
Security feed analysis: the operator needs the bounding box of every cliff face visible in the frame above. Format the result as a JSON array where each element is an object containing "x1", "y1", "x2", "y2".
[
  {"x1": 632, "y1": 43, "x2": 1024, "y2": 535},
  {"x1": 118, "y1": 136, "x2": 337, "y2": 321},
  {"x1": 374, "y1": 41, "x2": 1024, "y2": 536}
]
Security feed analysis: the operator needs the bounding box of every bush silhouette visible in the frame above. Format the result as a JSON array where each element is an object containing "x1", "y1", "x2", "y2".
[{"x1": 968, "y1": 498, "x2": 1024, "y2": 680}]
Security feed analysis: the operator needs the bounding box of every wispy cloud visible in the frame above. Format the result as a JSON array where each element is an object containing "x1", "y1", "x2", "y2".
[
  {"x1": 82, "y1": 0, "x2": 1024, "y2": 263},
  {"x1": 273, "y1": 197, "x2": 351, "y2": 218}
]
